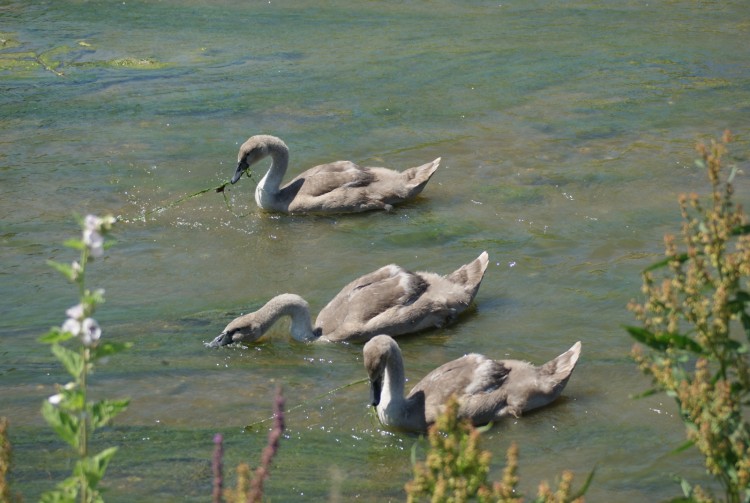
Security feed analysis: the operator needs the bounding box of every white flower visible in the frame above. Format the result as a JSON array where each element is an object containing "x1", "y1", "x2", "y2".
[
  {"x1": 81, "y1": 214, "x2": 115, "y2": 258},
  {"x1": 84, "y1": 214, "x2": 103, "y2": 232},
  {"x1": 62, "y1": 303, "x2": 87, "y2": 335},
  {"x1": 81, "y1": 317, "x2": 101, "y2": 346},
  {"x1": 66, "y1": 303, "x2": 85, "y2": 320},
  {"x1": 48, "y1": 393, "x2": 64, "y2": 405},
  {"x1": 62, "y1": 318, "x2": 81, "y2": 336},
  {"x1": 84, "y1": 214, "x2": 115, "y2": 233},
  {"x1": 83, "y1": 229, "x2": 104, "y2": 258}
]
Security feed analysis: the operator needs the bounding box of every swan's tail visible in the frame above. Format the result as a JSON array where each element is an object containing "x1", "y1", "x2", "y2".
[
  {"x1": 511, "y1": 341, "x2": 582, "y2": 416},
  {"x1": 540, "y1": 340, "x2": 582, "y2": 385},
  {"x1": 446, "y1": 251, "x2": 490, "y2": 299},
  {"x1": 402, "y1": 157, "x2": 440, "y2": 194}
]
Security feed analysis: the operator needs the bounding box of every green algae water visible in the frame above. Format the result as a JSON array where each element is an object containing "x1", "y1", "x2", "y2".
[{"x1": 2, "y1": 0, "x2": 750, "y2": 500}]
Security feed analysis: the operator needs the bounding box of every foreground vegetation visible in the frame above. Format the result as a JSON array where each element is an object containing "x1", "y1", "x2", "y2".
[
  {"x1": 628, "y1": 131, "x2": 750, "y2": 502},
  {"x1": 405, "y1": 397, "x2": 591, "y2": 503}
]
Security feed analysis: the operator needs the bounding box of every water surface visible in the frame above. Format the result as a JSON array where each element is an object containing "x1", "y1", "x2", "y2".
[{"x1": 2, "y1": 0, "x2": 750, "y2": 501}]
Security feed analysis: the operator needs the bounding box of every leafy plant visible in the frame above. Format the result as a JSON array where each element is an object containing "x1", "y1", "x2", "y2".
[
  {"x1": 40, "y1": 215, "x2": 131, "y2": 503},
  {"x1": 627, "y1": 131, "x2": 750, "y2": 502},
  {"x1": 405, "y1": 397, "x2": 591, "y2": 503}
]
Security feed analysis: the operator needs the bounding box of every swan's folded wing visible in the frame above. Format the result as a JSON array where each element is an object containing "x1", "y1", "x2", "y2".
[
  {"x1": 316, "y1": 265, "x2": 428, "y2": 341},
  {"x1": 409, "y1": 355, "x2": 511, "y2": 424},
  {"x1": 289, "y1": 161, "x2": 375, "y2": 197}
]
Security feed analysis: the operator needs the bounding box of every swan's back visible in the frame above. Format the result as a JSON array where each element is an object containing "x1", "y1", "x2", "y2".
[
  {"x1": 285, "y1": 158, "x2": 440, "y2": 213},
  {"x1": 316, "y1": 252, "x2": 489, "y2": 342},
  {"x1": 409, "y1": 353, "x2": 511, "y2": 425},
  {"x1": 410, "y1": 341, "x2": 582, "y2": 426}
]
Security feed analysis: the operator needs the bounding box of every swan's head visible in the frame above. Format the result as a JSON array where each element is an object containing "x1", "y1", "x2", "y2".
[
  {"x1": 231, "y1": 141, "x2": 265, "y2": 184},
  {"x1": 363, "y1": 335, "x2": 400, "y2": 407},
  {"x1": 231, "y1": 135, "x2": 287, "y2": 184},
  {"x1": 206, "y1": 314, "x2": 264, "y2": 348}
]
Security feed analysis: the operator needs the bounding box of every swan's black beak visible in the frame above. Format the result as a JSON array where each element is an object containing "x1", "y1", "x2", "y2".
[
  {"x1": 205, "y1": 332, "x2": 233, "y2": 348},
  {"x1": 369, "y1": 377, "x2": 382, "y2": 407},
  {"x1": 231, "y1": 159, "x2": 249, "y2": 184}
]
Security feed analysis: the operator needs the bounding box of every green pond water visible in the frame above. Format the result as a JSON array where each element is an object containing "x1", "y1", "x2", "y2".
[{"x1": 2, "y1": 0, "x2": 750, "y2": 501}]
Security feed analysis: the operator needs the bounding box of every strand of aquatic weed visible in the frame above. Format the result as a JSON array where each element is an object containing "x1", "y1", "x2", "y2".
[
  {"x1": 117, "y1": 170, "x2": 256, "y2": 223},
  {"x1": 243, "y1": 377, "x2": 369, "y2": 432}
]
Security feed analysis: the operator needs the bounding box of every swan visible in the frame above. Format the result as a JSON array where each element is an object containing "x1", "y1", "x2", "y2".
[
  {"x1": 229, "y1": 135, "x2": 440, "y2": 214},
  {"x1": 363, "y1": 335, "x2": 582, "y2": 432},
  {"x1": 207, "y1": 251, "x2": 489, "y2": 347}
]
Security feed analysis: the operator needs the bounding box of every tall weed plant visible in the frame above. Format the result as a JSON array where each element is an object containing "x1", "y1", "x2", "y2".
[
  {"x1": 627, "y1": 131, "x2": 750, "y2": 502},
  {"x1": 40, "y1": 215, "x2": 131, "y2": 503}
]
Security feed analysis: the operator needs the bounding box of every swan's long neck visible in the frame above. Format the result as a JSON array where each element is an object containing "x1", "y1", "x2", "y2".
[
  {"x1": 378, "y1": 347, "x2": 424, "y2": 430},
  {"x1": 381, "y1": 351, "x2": 407, "y2": 407},
  {"x1": 260, "y1": 294, "x2": 316, "y2": 342},
  {"x1": 255, "y1": 141, "x2": 290, "y2": 210}
]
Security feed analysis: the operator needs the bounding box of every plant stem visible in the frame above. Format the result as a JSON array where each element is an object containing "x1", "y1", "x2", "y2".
[
  {"x1": 212, "y1": 434, "x2": 223, "y2": 503},
  {"x1": 78, "y1": 246, "x2": 88, "y2": 298},
  {"x1": 78, "y1": 245, "x2": 89, "y2": 503},
  {"x1": 79, "y1": 347, "x2": 90, "y2": 503}
]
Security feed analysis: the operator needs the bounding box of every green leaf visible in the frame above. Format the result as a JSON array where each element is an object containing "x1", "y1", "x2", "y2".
[
  {"x1": 74, "y1": 446, "x2": 119, "y2": 489},
  {"x1": 475, "y1": 422, "x2": 493, "y2": 434},
  {"x1": 90, "y1": 399, "x2": 130, "y2": 429},
  {"x1": 39, "y1": 475, "x2": 79, "y2": 503},
  {"x1": 625, "y1": 326, "x2": 704, "y2": 353},
  {"x1": 92, "y1": 341, "x2": 132, "y2": 360},
  {"x1": 46, "y1": 260, "x2": 76, "y2": 282},
  {"x1": 626, "y1": 325, "x2": 661, "y2": 346},
  {"x1": 740, "y1": 311, "x2": 750, "y2": 343},
  {"x1": 671, "y1": 439, "x2": 695, "y2": 454},
  {"x1": 676, "y1": 474, "x2": 696, "y2": 499},
  {"x1": 727, "y1": 292, "x2": 750, "y2": 313},
  {"x1": 83, "y1": 288, "x2": 106, "y2": 306},
  {"x1": 568, "y1": 466, "x2": 596, "y2": 501},
  {"x1": 54, "y1": 386, "x2": 86, "y2": 411},
  {"x1": 91, "y1": 342, "x2": 133, "y2": 358},
  {"x1": 642, "y1": 253, "x2": 690, "y2": 273},
  {"x1": 40, "y1": 327, "x2": 75, "y2": 344},
  {"x1": 41, "y1": 400, "x2": 80, "y2": 449},
  {"x1": 410, "y1": 439, "x2": 421, "y2": 467},
  {"x1": 51, "y1": 343, "x2": 84, "y2": 378},
  {"x1": 719, "y1": 338, "x2": 743, "y2": 353},
  {"x1": 629, "y1": 388, "x2": 659, "y2": 399},
  {"x1": 680, "y1": 478, "x2": 693, "y2": 498},
  {"x1": 732, "y1": 224, "x2": 750, "y2": 236},
  {"x1": 727, "y1": 291, "x2": 750, "y2": 342},
  {"x1": 63, "y1": 238, "x2": 85, "y2": 251}
]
